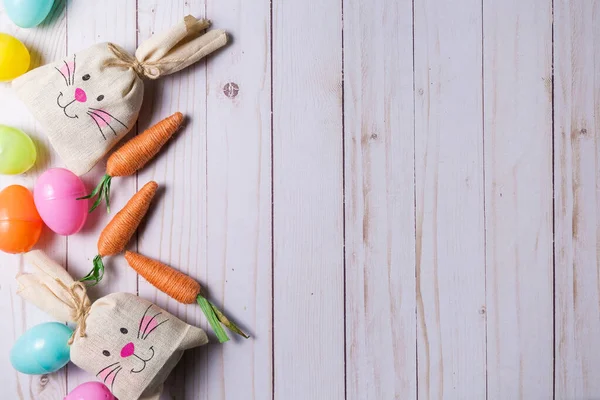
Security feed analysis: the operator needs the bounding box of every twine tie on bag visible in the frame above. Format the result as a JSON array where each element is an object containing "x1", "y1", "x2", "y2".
[
  {"x1": 13, "y1": 16, "x2": 227, "y2": 176},
  {"x1": 105, "y1": 16, "x2": 227, "y2": 80},
  {"x1": 55, "y1": 279, "x2": 91, "y2": 344},
  {"x1": 106, "y1": 43, "x2": 162, "y2": 79}
]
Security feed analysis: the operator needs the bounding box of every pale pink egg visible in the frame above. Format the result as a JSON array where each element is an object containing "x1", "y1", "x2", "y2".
[{"x1": 34, "y1": 168, "x2": 88, "y2": 236}]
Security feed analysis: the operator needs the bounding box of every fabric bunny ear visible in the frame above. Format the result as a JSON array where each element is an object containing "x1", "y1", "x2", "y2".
[
  {"x1": 16, "y1": 250, "x2": 91, "y2": 324},
  {"x1": 180, "y1": 324, "x2": 209, "y2": 350},
  {"x1": 126, "y1": 15, "x2": 227, "y2": 79}
]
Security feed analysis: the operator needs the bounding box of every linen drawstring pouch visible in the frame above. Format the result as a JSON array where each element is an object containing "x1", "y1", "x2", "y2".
[
  {"x1": 12, "y1": 16, "x2": 227, "y2": 175},
  {"x1": 16, "y1": 250, "x2": 208, "y2": 400}
]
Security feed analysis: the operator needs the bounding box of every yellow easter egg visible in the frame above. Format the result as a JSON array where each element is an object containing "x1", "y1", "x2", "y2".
[{"x1": 0, "y1": 33, "x2": 30, "y2": 82}]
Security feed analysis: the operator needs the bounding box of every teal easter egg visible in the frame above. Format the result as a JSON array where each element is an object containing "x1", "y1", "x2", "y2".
[
  {"x1": 10, "y1": 322, "x2": 72, "y2": 374},
  {"x1": 3, "y1": 0, "x2": 55, "y2": 28}
]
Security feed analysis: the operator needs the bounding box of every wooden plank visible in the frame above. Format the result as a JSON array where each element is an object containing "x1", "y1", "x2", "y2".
[
  {"x1": 0, "y1": 1, "x2": 68, "y2": 398},
  {"x1": 205, "y1": 0, "x2": 272, "y2": 398},
  {"x1": 272, "y1": 0, "x2": 344, "y2": 398},
  {"x1": 554, "y1": 1, "x2": 600, "y2": 398},
  {"x1": 413, "y1": 0, "x2": 486, "y2": 398},
  {"x1": 136, "y1": 1, "x2": 209, "y2": 399},
  {"x1": 64, "y1": 0, "x2": 138, "y2": 391},
  {"x1": 483, "y1": 1, "x2": 554, "y2": 398},
  {"x1": 343, "y1": 0, "x2": 415, "y2": 398}
]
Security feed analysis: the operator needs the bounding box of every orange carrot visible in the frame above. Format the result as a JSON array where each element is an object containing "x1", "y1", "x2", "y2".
[
  {"x1": 125, "y1": 251, "x2": 248, "y2": 343},
  {"x1": 80, "y1": 181, "x2": 158, "y2": 285},
  {"x1": 79, "y1": 112, "x2": 184, "y2": 213}
]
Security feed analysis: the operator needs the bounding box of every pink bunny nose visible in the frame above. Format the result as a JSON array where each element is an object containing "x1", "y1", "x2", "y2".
[
  {"x1": 74, "y1": 88, "x2": 87, "y2": 102},
  {"x1": 120, "y1": 342, "x2": 135, "y2": 358}
]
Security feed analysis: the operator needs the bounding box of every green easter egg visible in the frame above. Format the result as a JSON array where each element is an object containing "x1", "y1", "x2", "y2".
[{"x1": 0, "y1": 125, "x2": 36, "y2": 175}]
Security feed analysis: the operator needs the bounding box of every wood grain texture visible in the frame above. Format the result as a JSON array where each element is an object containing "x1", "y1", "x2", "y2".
[
  {"x1": 414, "y1": 0, "x2": 486, "y2": 398},
  {"x1": 3, "y1": 1, "x2": 600, "y2": 399},
  {"x1": 136, "y1": 1, "x2": 210, "y2": 399},
  {"x1": 483, "y1": 1, "x2": 554, "y2": 399},
  {"x1": 205, "y1": 0, "x2": 272, "y2": 398},
  {"x1": 343, "y1": 0, "x2": 415, "y2": 398},
  {"x1": 554, "y1": 0, "x2": 600, "y2": 398},
  {"x1": 272, "y1": 0, "x2": 344, "y2": 399},
  {"x1": 63, "y1": 0, "x2": 139, "y2": 391},
  {"x1": 0, "y1": 1, "x2": 68, "y2": 398}
]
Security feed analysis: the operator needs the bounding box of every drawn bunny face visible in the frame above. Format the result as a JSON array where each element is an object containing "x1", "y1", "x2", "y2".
[
  {"x1": 13, "y1": 43, "x2": 144, "y2": 175},
  {"x1": 17, "y1": 252, "x2": 209, "y2": 400},
  {"x1": 54, "y1": 53, "x2": 130, "y2": 140},
  {"x1": 13, "y1": 16, "x2": 228, "y2": 176},
  {"x1": 70, "y1": 293, "x2": 208, "y2": 400}
]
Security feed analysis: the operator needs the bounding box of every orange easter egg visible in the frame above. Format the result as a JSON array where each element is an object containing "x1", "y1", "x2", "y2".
[{"x1": 0, "y1": 185, "x2": 43, "y2": 253}]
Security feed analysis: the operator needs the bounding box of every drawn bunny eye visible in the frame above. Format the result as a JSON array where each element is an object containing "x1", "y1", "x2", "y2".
[
  {"x1": 120, "y1": 327, "x2": 128, "y2": 334},
  {"x1": 97, "y1": 95, "x2": 104, "y2": 101},
  {"x1": 82, "y1": 74, "x2": 90, "y2": 81},
  {"x1": 102, "y1": 350, "x2": 111, "y2": 357}
]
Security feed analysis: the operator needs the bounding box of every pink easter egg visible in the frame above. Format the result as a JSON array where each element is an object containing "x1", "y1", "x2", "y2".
[
  {"x1": 64, "y1": 381, "x2": 115, "y2": 400},
  {"x1": 34, "y1": 168, "x2": 88, "y2": 236}
]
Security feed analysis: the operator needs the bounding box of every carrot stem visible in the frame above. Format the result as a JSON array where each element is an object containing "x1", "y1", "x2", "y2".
[
  {"x1": 104, "y1": 175, "x2": 112, "y2": 213},
  {"x1": 78, "y1": 174, "x2": 112, "y2": 213},
  {"x1": 210, "y1": 301, "x2": 249, "y2": 338},
  {"x1": 123, "y1": 250, "x2": 248, "y2": 342},
  {"x1": 79, "y1": 255, "x2": 105, "y2": 286},
  {"x1": 197, "y1": 295, "x2": 230, "y2": 343}
]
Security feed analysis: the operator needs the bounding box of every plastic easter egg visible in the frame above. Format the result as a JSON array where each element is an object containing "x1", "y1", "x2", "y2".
[
  {"x1": 34, "y1": 168, "x2": 88, "y2": 235},
  {"x1": 10, "y1": 322, "x2": 72, "y2": 375},
  {"x1": 3, "y1": 0, "x2": 55, "y2": 28},
  {"x1": 0, "y1": 33, "x2": 30, "y2": 81},
  {"x1": 0, "y1": 125, "x2": 36, "y2": 175},
  {"x1": 0, "y1": 185, "x2": 43, "y2": 253},
  {"x1": 64, "y1": 382, "x2": 116, "y2": 400}
]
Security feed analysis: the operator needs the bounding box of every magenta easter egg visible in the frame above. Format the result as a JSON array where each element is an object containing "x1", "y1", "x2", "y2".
[
  {"x1": 34, "y1": 168, "x2": 88, "y2": 235},
  {"x1": 64, "y1": 382, "x2": 115, "y2": 400}
]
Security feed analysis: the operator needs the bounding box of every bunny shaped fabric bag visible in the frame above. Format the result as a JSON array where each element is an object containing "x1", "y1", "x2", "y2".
[
  {"x1": 16, "y1": 250, "x2": 208, "y2": 400},
  {"x1": 13, "y1": 16, "x2": 227, "y2": 175}
]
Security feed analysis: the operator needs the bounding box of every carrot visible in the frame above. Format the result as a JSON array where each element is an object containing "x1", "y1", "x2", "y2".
[
  {"x1": 79, "y1": 112, "x2": 184, "y2": 213},
  {"x1": 80, "y1": 181, "x2": 158, "y2": 286},
  {"x1": 125, "y1": 251, "x2": 249, "y2": 343}
]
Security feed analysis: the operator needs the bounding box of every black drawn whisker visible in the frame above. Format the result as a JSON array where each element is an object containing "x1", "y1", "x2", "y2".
[
  {"x1": 88, "y1": 110, "x2": 117, "y2": 137},
  {"x1": 71, "y1": 54, "x2": 76, "y2": 85},
  {"x1": 102, "y1": 365, "x2": 121, "y2": 384},
  {"x1": 138, "y1": 304, "x2": 153, "y2": 339},
  {"x1": 143, "y1": 319, "x2": 169, "y2": 340},
  {"x1": 88, "y1": 107, "x2": 128, "y2": 129},
  {"x1": 63, "y1": 61, "x2": 71, "y2": 86},
  {"x1": 87, "y1": 112, "x2": 107, "y2": 140},
  {"x1": 96, "y1": 362, "x2": 120, "y2": 378},
  {"x1": 141, "y1": 311, "x2": 162, "y2": 338},
  {"x1": 110, "y1": 367, "x2": 123, "y2": 392},
  {"x1": 54, "y1": 67, "x2": 69, "y2": 86}
]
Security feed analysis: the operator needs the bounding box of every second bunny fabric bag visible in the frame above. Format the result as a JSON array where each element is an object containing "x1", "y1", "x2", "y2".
[
  {"x1": 17, "y1": 250, "x2": 208, "y2": 400},
  {"x1": 12, "y1": 16, "x2": 227, "y2": 175}
]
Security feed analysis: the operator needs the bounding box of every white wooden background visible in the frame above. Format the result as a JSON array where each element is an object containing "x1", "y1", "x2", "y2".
[{"x1": 0, "y1": 0, "x2": 597, "y2": 399}]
